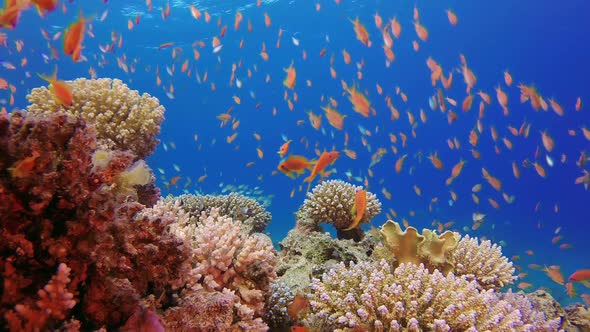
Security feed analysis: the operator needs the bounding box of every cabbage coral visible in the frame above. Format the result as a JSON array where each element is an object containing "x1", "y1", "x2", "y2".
[
  {"x1": 26, "y1": 77, "x2": 165, "y2": 159},
  {"x1": 304, "y1": 260, "x2": 561, "y2": 331}
]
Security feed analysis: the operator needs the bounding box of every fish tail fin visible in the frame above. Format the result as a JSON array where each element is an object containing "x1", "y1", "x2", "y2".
[{"x1": 37, "y1": 65, "x2": 58, "y2": 84}]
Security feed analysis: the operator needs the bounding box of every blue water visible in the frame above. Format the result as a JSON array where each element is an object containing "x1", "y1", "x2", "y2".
[{"x1": 2, "y1": 0, "x2": 589, "y2": 305}]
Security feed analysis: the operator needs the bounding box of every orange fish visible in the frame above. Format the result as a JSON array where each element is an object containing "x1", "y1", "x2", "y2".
[
  {"x1": 37, "y1": 67, "x2": 73, "y2": 107},
  {"x1": 322, "y1": 104, "x2": 346, "y2": 130},
  {"x1": 63, "y1": 10, "x2": 90, "y2": 61},
  {"x1": 544, "y1": 266, "x2": 565, "y2": 285},
  {"x1": 350, "y1": 17, "x2": 371, "y2": 47},
  {"x1": 277, "y1": 140, "x2": 291, "y2": 158},
  {"x1": 0, "y1": 0, "x2": 26, "y2": 29},
  {"x1": 31, "y1": 0, "x2": 58, "y2": 16},
  {"x1": 343, "y1": 189, "x2": 367, "y2": 231},
  {"x1": 304, "y1": 150, "x2": 340, "y2": 191},
  {"x1": 345, "y1": 83, "x2": 371, "y2": 117},
  {"x1": 568, "y1": 269, "x2": 590, "y2": 282},
  {"x1": 283, "y1": 61, "x2": 296, "y2": 89},
  {"x1": 278, "y1": 155, "x2": 312, "y2": 179},
  {"x1": 9, "y1": 151, "x2": 41, "y2": 178},
  {"x1": 287, "y1": 295, "x2": 309, "y2": 319}
]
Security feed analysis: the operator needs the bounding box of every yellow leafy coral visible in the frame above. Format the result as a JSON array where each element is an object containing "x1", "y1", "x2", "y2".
[
  {"x1": 26, "y1": 78, "x2": 165, "y2": 159},
  {"x1": 374, "y1": 220, "x2": 515, "y2": 290}
]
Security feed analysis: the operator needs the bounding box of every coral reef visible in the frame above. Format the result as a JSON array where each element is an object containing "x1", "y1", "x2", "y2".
[
  {"x1": 168, "y1": 206, "x2": 277, "y2": 330},
  {"x1": 173, "y1": 192, "x2": 272, "y2": 233},
  {"x1": 0, "y1": 111, "x2": 187, "y2": 330},
  {"x1": 374, "y1": 220, "x2": 516, "y2": 290},
  {"x1": 296, "y1": 180, "x2": 381, "y2": 240},
  {"x1": 267, "y1": 225, "x2": 379, "y2": 329},
  {"x1": 26, "y1": 77, "x2": 165, "y2": 159},
  {"x1": 303, "y1": 260, "x2": 561, "y2": 331}
]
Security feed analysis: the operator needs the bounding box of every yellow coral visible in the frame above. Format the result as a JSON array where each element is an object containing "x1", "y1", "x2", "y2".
[
  {"x1": 114, "y1": 160, "x2": 152, "y2": 197},
  {"x1": 376, "y1": 220, "x2": 458, "y2": 274},
  {"x1": 27, "y1": 78, "x2": 165, "y2": 159}
]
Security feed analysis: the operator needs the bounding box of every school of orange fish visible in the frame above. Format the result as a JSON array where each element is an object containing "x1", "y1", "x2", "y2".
[{"x1": 1, "y1": 0, "x2": 589, "y2": 304}]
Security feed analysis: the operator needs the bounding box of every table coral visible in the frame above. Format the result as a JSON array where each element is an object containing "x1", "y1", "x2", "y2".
[
  {"x1": 304, "y1": 260, "x2": 561, "y2": 331},
  {"x1": 297, "y1": 180, "x2": 381, "y2": 239},
  {"x1": 26, "y1": 78, "x2": 165, "y2": 159}
]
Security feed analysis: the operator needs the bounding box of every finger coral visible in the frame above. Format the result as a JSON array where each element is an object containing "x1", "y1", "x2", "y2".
[
  {"x1": 173, "y1": 192, "x2": 272, "y2": 233},
  {"x1": 452, "y1": 234, "x2": 517, "y2": 290},
  {"x1": 297, "y1": 180, "x2": 381, "y2": 238},
  {"x1": 304, "y1": 260, "x2": 561, "y2": 331},
  {"x1": 26, "y1": 77, "x2": 165, "y2": 159}
]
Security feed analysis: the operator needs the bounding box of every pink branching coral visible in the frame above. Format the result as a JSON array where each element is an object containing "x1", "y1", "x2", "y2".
[
  {"x1": 304, "y1": 260, "x2": 561, "y2": 331},
  {"x1": 169, "y1": 206, "x2": 278, "y2": 330},
  {"x1": 0, "y1": 111, "x2": 188, "y2": 330}
]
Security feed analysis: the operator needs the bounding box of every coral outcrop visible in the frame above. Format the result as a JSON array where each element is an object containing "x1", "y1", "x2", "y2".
[
  {"x1": 0, "y1": 111, "x2": 185, "y2": 330},
  {"x1": 304, "y1": 260, "x2": 561, "y2": 331},
  {"x1": 296, "y1": 180, "x2": 381, "y2": 240},
  {"x1": 26, "y1": 77, "x2": 165, "y2": 159},
  {"x1": 173, "y1": 192, "x2": 272, "y2": 233}
]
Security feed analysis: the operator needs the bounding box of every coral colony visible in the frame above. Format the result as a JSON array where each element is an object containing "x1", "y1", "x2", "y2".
[{"x1": 1, "y1": 79, "x2": 589, "y2": 332}]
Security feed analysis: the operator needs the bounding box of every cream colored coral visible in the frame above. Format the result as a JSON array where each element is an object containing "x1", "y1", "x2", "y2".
[
  {"x1": 298, "y1": 180, "x2": 381, "y2": 230},
  {"x1": 452, "y1": 234, "x2": 516, "y2": 290},
  {"x1": 27, "y1": 78, "x2": 165, "y2": 158},
  {"x1": 304, "y1": 260, "x2": 560, "y2": 331}
]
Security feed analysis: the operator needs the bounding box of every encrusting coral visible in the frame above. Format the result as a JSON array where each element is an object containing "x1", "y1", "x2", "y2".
[
  {"x1": 297, "y1": 179, "x2": 381, "y2": 239},
  {"x1": 374, "y1": 220, "x2": 516, "y2": 290},
  {"x1": 303, "y1": 260, "x2": 561, "y2": 331},
  {"x1": 173, "y1": 192, "x2": 272, "y2": 233},
  {"x1": 26, "y1": 77, "x2": 165, "y2": 159}
]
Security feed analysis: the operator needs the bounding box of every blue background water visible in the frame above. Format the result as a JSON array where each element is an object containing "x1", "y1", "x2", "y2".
[{"x1": 2, "y1": 0, "x2": 589, "y2": 305}]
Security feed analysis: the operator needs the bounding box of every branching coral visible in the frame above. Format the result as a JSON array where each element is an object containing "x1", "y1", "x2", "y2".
[
  {"x1": 374, "y1": 221, "x2": 516, "y2": 290},
  {"x1": 173, "y1": 192, "x2": 272, "y2": 233},
  {"x1": 26, "y1": 77, "x2": 165, "y2": 159},
  {"x1": 168, "y1": 206, "x2": 277, "y2": 330},
  {"x1": 304, "y1": 260, "x2": 561, "y2": 331},
  {"x1": 297, "y1": 180, "x2": 381, "y2": 236},
  {"x1": 453, "y1": 234, "x2": 517, "y2": 290}
]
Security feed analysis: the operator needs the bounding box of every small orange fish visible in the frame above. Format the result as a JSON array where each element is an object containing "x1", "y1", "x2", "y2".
[
  {"x1": 63, "y1": 10, "x2": 91, "y2": 61},
  {"x1": 278, "y1": 155, "x2": 312, "y2": 179},
  {"x1": 304, "y1": 150, "x2": 340, "y2": 191},
  {"x1": 37, "y1": 67, "x2": 73, "y2": 107},
  {"x1": 9, "y1": 151, "x2": 41, "y2": 178},
  {"x1": 283, "y1": 61, "x2": 296, "y2": 89},
  {"x1": 569, "y1": 269, "x2": 590, "y2": 282},
  {"x1": 287, "y1": 295, "x2": 309, "y2": 319},
  {"x1": 278, "y1": 140, "x2": 292, "y2": 158},
  {"x1": 343, "y1": 189, "x2": 367, "y2": 231}
]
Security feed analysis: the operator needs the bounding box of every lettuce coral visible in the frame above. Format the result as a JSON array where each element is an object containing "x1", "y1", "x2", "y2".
[
  {"x1": 374, "y1": 220, "x2": 516, "y2": 290},
  {"x1": 304, "y1": 260, "x2": 561, "y2": 331},
  {"x1": 26, "y1": 77, "x2": 165, "y2": 159}
]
